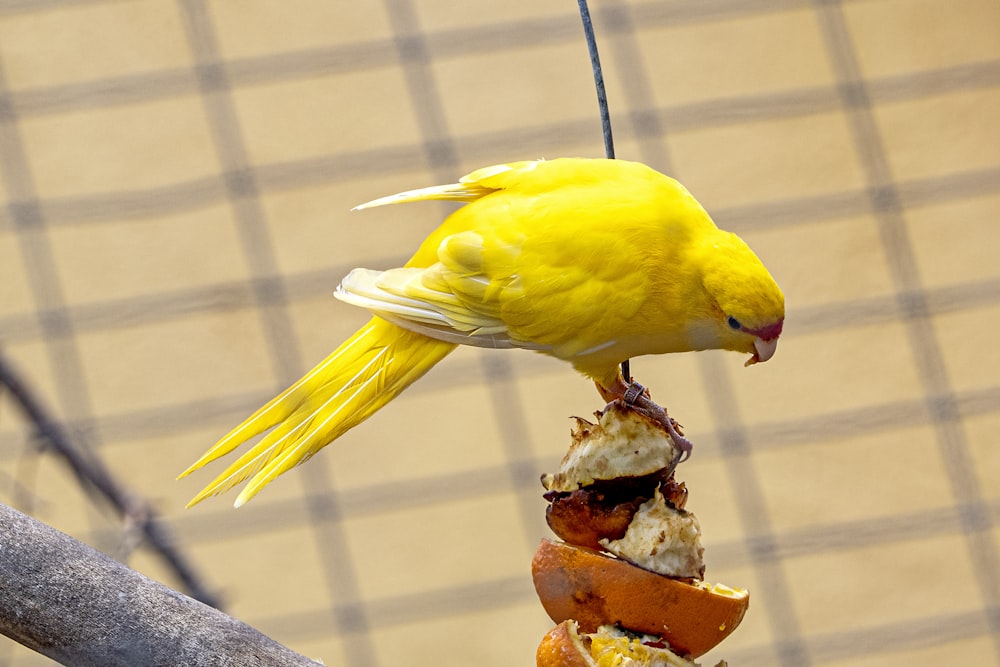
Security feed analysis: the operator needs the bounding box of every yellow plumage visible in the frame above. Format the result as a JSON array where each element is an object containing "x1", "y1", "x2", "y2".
[{"x1": 180, "y1": 157, "x2": 784, "y2": 507}]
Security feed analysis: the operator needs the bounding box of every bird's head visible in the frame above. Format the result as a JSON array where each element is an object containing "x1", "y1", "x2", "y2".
[{"x1": 698, "y1": 232, "x2": 785, "y2": 366}]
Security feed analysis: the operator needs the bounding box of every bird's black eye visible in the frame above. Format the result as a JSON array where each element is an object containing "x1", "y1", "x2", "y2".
[{"x1": 727, "y1": 316, "x2": 742, "y2": 330}]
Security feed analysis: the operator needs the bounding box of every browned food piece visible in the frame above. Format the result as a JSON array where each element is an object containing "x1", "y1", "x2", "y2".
[
  {"x1": 545, "y1": 489, "x2": 644, "y2": 551},
  {"x1": 544, "y1": 472, "x2": 689, "y2": 551}
]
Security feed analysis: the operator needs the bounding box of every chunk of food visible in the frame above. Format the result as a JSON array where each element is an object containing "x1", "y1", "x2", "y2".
[
  {"x1": 532, "y1": 539, "x2": 748, "y2": 659},
  {"x1": 541, "y1": 404, "x2": 684, "y2": 493},
  {"x1": 534, "y1": 402, "x2": 748, "y2": 662},
  {"x1": 537, "y1": 621, "x2": 712, "y2": 667},
  {"x1": 598, "y1": 486, "x2": 704, "y2": 579}
]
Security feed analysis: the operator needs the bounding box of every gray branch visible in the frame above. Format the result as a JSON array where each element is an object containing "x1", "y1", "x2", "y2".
[
  {"x1": 0, "y1": 501, "x2": 324, "y2": 666},
  {"x1": 0, "y1": 346, "x2": 219, "y2": 608}
]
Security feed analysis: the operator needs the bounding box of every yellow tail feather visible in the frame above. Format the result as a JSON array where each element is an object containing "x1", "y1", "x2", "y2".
[{"x1": 180, "y1": 318, "x2": 456, "y2": 507}]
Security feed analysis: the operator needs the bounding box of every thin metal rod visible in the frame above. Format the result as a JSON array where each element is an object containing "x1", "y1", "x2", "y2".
[
  {"x1": 577, "y1": 0, "x2": 615, "y2": 160},
  {"x1": 576, "y1": 0, "x2": 628, "y2": 380}
]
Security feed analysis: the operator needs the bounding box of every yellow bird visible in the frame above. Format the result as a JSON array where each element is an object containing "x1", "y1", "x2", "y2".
[{"x1": 180, "y1": 158, "x2": 784, "y2": 507}]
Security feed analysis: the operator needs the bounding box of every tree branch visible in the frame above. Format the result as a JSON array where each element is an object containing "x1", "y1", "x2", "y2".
[
  {"x1": 0, "y1": 347, "x2": 220, "y2": 608},
  {"x1": 0, "y1": 501, "x2": 323, "y2": 666}
]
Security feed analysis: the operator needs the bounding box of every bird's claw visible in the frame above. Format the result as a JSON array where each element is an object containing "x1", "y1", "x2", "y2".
[
  {"x1": 622, "y1": 380, "x2": 646, "y2": 404},
  {"x1": 608, "y1": 379, "x2": 695, "y2": 465}
]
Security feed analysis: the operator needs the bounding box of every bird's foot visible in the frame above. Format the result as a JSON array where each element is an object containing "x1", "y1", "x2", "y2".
[{"x1": 597, "y1": 378, "x2": 694, "y2": 466}]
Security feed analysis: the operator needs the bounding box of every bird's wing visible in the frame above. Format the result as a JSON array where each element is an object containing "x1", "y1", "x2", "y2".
[
  {"x1": 336, "y1": 223, "x2": 650, "y2": 361},
  {"x1": 335, "y1": 233, "x2": 540, "y2": 350},
  {"x1": 335, "y1": 266, "x2": 523, "y2": 346}
]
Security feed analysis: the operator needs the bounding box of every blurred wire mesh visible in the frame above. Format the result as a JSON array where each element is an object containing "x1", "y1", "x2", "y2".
[{"x1": 1, "y1": 1, "x2": 998, "y2": 666}]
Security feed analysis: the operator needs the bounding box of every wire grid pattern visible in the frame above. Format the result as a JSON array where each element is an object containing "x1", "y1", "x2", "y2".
[{"x1": 0, "y1": 1, "x2": 998, "y2": 665}]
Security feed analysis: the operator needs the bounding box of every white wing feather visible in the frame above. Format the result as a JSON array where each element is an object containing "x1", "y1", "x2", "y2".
[{"x1": 334, "y1": 268, "x2": 545, "y2": 351}]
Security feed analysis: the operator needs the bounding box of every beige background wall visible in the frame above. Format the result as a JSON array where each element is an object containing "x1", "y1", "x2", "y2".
[{"x1": 1, "y1": 1, "x2": 998, "y2": 665}]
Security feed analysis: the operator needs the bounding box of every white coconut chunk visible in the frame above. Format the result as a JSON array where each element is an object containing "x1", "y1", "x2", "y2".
[
  {"x1": 542, "y1": 403, "x2": 681, "y2": 493},
  {"x1": 599, "y1": 487, "x2": 705, "y2": 579}
]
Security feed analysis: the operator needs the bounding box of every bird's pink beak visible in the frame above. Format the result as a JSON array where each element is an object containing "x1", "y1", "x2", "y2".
[{"x1": 745, "y1": 336, "x2": 778, "y2": 367}]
